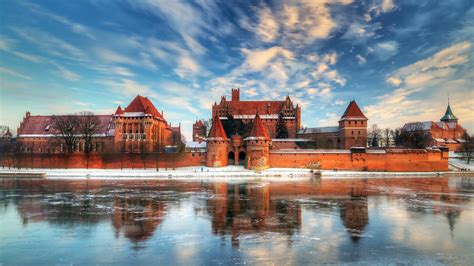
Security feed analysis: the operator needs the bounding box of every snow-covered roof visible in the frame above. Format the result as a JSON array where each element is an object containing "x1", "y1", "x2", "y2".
[
  {"x1": 185, "y1": 141, "x2": 207, "y2": 149},
  {"x1": 366, "y1": 149, "x2": 386, "y2": 154},
  {"x1": 298, "y1": 126, "x2": 340, "y2": 134},
  {"x1": 123, "y1": 112, "x2": 146, "y2": 117},
  {"x1": 271, "y1": 149, "x2": 351, "y2": 154},
  {"x1": 219, "y1": 114, "x2": 294, "y2": 120},
  {"x1": 402, "y1": 121, "x2": 432, "y2": 131},
  {"x1": 271, "y1": 138, "x2": 312, "y2": 142}
]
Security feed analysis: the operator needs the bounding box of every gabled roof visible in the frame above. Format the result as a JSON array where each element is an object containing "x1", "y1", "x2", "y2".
[
  {"x1": 340, "y1": 100, "x2": 367, "y2": 120},
  {"x1": 207, "y1": 112, "x2": 228, "y2": 140},
  {"x1": 194, "y1": 120, "x2": 204, "y2": 126},
  {"x1": 115, "y1": 106, "x2": 124, "y2": 115},
  {"x1": 440, "y1": 104, "x2": 458, "y2": 122},
  {"x1": 17, "y1": 115, "x2": 114, "y2": 136},
  {"x1": 125, "y1": 95, "x2": 163, "y2": 118},
  {"x1": 403, "y1": 121, "x2": 433, "y2": 131},
  {"x1": 298, "y1": 126, "x2": 340, "y2": 134},
  {"x1": 248, "y1": 113, "x2": 270, "y2": 140}
]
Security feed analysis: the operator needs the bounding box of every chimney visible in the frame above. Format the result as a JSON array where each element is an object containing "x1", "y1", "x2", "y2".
[{"x1": 231, "y1": 88, "x2": 240, "y2": 102}]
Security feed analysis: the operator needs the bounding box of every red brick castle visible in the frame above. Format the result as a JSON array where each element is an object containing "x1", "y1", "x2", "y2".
[
  {"x1": 10, "y1": 88, "x2": 454, "y2": 172},
  {"x1": 16, "y1": 95, "x2": 180, "y2": 154}
]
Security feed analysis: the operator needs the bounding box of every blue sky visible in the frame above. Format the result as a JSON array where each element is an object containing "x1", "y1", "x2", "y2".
[{"x1": 0, "y1": 0, "x2": 472, "y2": 139}]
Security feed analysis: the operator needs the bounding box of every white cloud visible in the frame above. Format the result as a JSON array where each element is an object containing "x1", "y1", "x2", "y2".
[
  {"x1": 241, "y1": 46, "x2": 294, "y2": 71},
  {"x1": 175, "y1": 55, "x2": 200, "y2": 78},
  {"x1": 365, "y1": 41, "x2": 473, "y2": 131},
  {"x1": 0, "y1": 66, "x2": 32, "y2": 80},
  {"x1": 256, "y1": 6, "x2": 279, "y2": 42},
  {"x1": 21, "y1": 1, "x2": 95, "y2": 39},
  {"x1": 57, "y1": 66, "x2": 80, "y2": 81},
  {"x1": 356, "y1": 54, "x2": 367, "y2": 65},
  {"x1": 113, "y1": 67, "x2": 134, "y2": 77},
  {"x1": 370, "y1": 41, "x2": 399, "y2": 61},
  {"x1": 94, "y1": 48, "x2": 136, "y2": 65},
  {"x1": 386, "y1": 76, "x2": 401, "y2": 86},
  {"x1": 367, "y1": 0, "x2": 397, "y2": 20},
  {"x1": 342, "y1": 21, "x2": 382, "y2": 41}
]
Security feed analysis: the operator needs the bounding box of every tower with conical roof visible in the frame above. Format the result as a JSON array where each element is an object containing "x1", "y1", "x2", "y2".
[
  {"x1": 440, "y1": 102, "x2": 458, "y2": 124},
  {"x1": 338, "y1": 100, "x2": 368, "y2": 149},
  {"x1": 206, "y1": 112, "x2": 229, "y2": 167},
  {"x1": 244, "y1": 112, "x2": 271, "y2": 170}
]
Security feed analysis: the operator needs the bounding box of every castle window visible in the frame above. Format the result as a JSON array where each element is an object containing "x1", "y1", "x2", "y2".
[
  {"x1": 352, "y1": 131, "x2": 354, "y2": 135},
  {"x1": 349, "y1": 121, "x2": 351, "y2": 125}
]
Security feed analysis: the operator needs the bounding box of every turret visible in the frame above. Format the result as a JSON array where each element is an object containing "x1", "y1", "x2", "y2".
[
  {"x1": 206, "y1": 113, "x2": 229, "y2": 167},
  {"x1": 244, "y1": 113, "x2": 271, "y2": 170},
  {"x1": 114, "y1": 106, "x2": 124, "y2": 115},
  {"x1": 440, "y1": 103, "x2": 458, "y2": 124},
  {"x1": 339, "y1": 100, "x2": 368, "y2": 149},
  {"x1": 231, "y1": 88, "x2": 240, "y2": 102}
]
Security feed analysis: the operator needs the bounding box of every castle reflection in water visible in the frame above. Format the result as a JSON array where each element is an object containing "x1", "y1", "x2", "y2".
[{"x1": 1, "y1": 177, "x2": 470, "y2": 246}]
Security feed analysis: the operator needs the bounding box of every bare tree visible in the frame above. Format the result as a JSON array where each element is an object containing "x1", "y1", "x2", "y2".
[
  {"x1": 392, "y1": 128, "x2": 402, "y2": 146},
  {"x1": 399, "y1": 124, "x2": 429, "y2": 149},
  {"x1": 53, "y1": 115, "x2": 81, "y2": 167},
  {"x1": 153, "y1": 141, "x2": 162, "y2": 171},
  {"x1": 368, "y1": 124, "x2": 382, "y2": 147},
  {"x1": 382, "y1": 128, "x2": 392, "y2": 147},
  {"x1": 461, "y1": 133, "x2": 473, "y2": 164},
  {"x1": 0, "y1": 126, "x2": 13, "y2": 168},
  {"x1": 78, "y1": 112, "x2": 103, "y2": 169}
]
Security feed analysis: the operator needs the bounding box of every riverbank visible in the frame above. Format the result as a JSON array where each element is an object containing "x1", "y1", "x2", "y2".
[{"x1": 1, "y1": 166, "x2": 472, "y2": 180}]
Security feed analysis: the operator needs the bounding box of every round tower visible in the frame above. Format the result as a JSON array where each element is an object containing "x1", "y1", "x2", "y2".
[
  {"x1": 245, "y1": 113, "x2": 271, "y2": 170},
  {"x1": 206, "y1": 113, "x2": 229, "y2": 167}
]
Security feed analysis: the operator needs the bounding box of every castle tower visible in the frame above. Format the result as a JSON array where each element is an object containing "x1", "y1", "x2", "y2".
[
  {"x1": 206, "y1": 112, "x2": 229, "y2": 167},
  {"x1": 245, "y1": 113, "x2": 271, "y2": 170},
  {"x1": 192, "y1": 119, "x2": 207, "y2": 142},
  {"x1": 231, "y1": 88, "x2": 240, "y2": 102},
  {"x1": 338, "y1": 100, "x2": 368, "y2": 149},
  {"x1": 440, "y1": 102, "x2": 458, "y2": 124}
]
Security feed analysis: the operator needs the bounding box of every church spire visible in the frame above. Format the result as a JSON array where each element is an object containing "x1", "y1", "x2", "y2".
[{"x1": 440, "y1": 99, "x2": 458, "y2": 123}]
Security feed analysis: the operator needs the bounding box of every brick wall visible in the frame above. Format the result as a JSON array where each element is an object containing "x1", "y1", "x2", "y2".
[{"x1": 269, "y1": 149, "x2": 448, "y2": 172}]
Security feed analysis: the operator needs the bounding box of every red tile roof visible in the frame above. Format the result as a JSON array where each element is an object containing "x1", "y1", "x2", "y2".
[
  {"x1": 208, "y1": 113, "x2": 228, "y2": 140},
  {"x1": 340, "y1": 100, "x2": 367, "y2": 120},
  {"x1": 215, "y1": 95, "x2": 295, "y2": 116},
  {"x1": 125, "y1": 95, "x2": 163, "y2": 118},
  {"x1": 17, "y1": 115, "x2": 114, "y2": 136},
  {"x1": 194, "y1": 120, "x2": 204, "y2": 126},
  {"x1": 115, "y1": 106, "x2": 124, "y2": 115},
  {"x1": 248, "y1": 113, "x2": 270, "y2": 140}
]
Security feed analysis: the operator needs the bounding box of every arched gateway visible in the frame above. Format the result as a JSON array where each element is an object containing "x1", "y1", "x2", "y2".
[
  {"x1": 238, "y1": 151, "x2": 246, "y2": 166},
  {"x1": 228, "y1": 151, "x2": 235, "y2": 165}
]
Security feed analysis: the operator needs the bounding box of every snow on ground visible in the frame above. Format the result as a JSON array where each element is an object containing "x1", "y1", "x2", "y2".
[
  {"x1": 0, "y1": 166, "x2": 315, "y2": 180},
  {"x1": 448, "y1": 158, "x2": 474, "y2": 171},
  {"x1": 1, "y1": 166, "x2": 471, "y2": 180}
]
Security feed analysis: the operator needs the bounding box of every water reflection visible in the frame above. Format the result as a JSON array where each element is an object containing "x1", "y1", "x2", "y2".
[{"x1": 0, "y1": 176, "x2": 473, "y2": 264}]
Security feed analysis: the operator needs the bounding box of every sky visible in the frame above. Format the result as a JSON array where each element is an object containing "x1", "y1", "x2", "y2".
[{"x1": 0, "y1": 0, "x2": 472, "y2": 140}]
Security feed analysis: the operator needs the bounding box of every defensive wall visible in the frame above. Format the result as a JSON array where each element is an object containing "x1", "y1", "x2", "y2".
[
  {"x1": 0, "y1": 146, "x2": 449, "y2": 172},
  {"x1": 269, "y1": 147, "x2": 449, "y2": 172}
]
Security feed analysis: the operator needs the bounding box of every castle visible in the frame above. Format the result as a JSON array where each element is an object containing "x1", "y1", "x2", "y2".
[
  {"x1": 10, "y1": 88, "x2": 454, "y2": 172},
  {"x1": 402, "y1": 102, "x2": 466, "y2": 151},
  {"x1": 16, "y1": 95, "x2": 181, "y2": 154}
]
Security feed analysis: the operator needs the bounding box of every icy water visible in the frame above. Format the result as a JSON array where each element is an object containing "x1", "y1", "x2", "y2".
[{"x1": 0, "y1": 177, "x2": 473, "y2": 265}]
